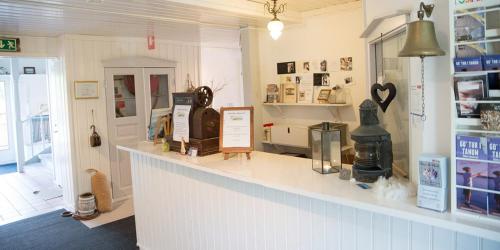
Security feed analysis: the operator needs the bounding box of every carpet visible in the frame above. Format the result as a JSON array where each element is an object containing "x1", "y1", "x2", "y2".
[
  {"x1": 0, "y1": 163, "x2": 16, "y2": 175},
  {"x1": 0, "y1": 209, "x2": 137, "y2": 250}
]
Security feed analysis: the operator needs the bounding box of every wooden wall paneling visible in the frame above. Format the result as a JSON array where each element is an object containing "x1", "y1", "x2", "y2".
[
  {"x1": 410, "y1": 222, "x2": 431, "y2": 250},
  {"x1": 64, "y1": 36, "x2": 201, "y2": 196},
  {"x1": 432, "y1": 227, "x2": 454, "y2": 250},
  {"x1": 456, "y1": 232, "x2": 480, "y2": 250},
  {"x1": 356, "y1": 209, "x2": 373, "y2": 250},
  {"x1": 372, "y1": 213, "x2": 391, "y2": 250},
  {"x1": 391, "y1": 217, "x2": 409, "y2": 250},
  {"x1": 341, "y1": 206, "x2": 356, "y2": 250},
  {"x1": 130, "y1": 152, "x2": 500, "y2": 250}
]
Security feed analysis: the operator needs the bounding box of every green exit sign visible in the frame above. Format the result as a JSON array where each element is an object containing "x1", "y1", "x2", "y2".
[{"x1": 0, "y1": 38, "x2": 20, "y2": 52}]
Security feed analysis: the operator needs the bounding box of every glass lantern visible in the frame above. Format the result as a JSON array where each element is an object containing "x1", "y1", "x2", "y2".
[{"x1": 311, "y1": 122, "x2": 342, "y2": 174}]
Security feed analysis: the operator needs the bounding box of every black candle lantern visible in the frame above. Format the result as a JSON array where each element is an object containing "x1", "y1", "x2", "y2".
[
  {"x1": 351, "y1": 100, "x2": 393, "y2": 182},
  {"x1": 311, "y1": 122, "x2": 342, "y2": 174}
]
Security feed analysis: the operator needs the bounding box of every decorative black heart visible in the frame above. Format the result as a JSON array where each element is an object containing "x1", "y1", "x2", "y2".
[{"x1": 370, "y1": 82, "x2": 396, "y2": 112}]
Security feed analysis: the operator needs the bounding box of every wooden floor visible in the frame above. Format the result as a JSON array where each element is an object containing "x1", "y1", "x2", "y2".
[{"x1": 0, "y1": 163, "x2": 64, "y2": 225}]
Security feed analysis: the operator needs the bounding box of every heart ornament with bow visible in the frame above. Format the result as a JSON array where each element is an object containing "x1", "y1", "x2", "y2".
[{"x1": 370, "y1": 82, "x2": 396, "y2": 112}]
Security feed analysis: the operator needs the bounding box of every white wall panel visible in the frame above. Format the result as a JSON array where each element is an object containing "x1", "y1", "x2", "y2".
[
  {"x1": 130, "y1": 152, "x2": 500, "y2": 250},
  {"x1": 62, "y1": 35, "x2": 201, "y2": 198}
]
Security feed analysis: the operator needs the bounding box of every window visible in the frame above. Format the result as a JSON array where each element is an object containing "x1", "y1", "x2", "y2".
[
  {"x1": 373, "y1": 31, "x2": 410, "y2": 177},
  {"x1": 114, "y1": 75, "x2": 136, "y2": 118}
]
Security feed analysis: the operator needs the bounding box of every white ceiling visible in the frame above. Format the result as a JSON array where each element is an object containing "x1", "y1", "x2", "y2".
[{"x1": 0, "y1": 0, "x2": 359, "y2": 39}]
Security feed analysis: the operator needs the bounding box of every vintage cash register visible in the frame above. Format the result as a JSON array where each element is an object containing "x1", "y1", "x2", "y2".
[{"x1": 168, "y1": 86, "x2": 220, "y2": 156}]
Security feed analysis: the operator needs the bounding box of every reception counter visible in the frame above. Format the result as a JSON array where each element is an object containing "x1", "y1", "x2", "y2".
[{"x1": 119, "y1": 142, "x2": 500, "y2": 250}]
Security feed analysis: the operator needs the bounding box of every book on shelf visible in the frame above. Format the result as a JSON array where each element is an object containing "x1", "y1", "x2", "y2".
[
  {"x1": 297, "y1": 83, "x2": 313, "y2": 104},
  {"x1": 266, "y1": 84, "x2": 279, "y2": 103},
  {"x1": 282, "y1": 83, "x2": 297, "y2": 103},
  {"x1": 417, "y1": 154, "x2": 448, "y2": 212}
]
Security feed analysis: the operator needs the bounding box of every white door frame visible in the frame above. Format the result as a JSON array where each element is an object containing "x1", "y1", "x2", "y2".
[{"x1": 0, "y1": 75, "x2": 16, "y2": 165}]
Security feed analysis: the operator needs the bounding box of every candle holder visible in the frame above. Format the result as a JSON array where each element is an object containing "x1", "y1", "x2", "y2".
[{"x1": 311, "y1": 122, "x2": 342, "y2": 174}]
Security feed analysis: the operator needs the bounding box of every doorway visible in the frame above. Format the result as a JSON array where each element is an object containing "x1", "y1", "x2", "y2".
[
  {"x1": 105, "y1": 65, "x2": 175, "y2": 200},
  {"x1": 0, "y1": 57, "x2": 68, "y2": 224}
]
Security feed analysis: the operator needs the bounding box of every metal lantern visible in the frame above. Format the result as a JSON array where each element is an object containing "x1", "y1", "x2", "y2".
[
  {"x1": 311, "y1": 122, "x2": 342, "y2": 174},
  {"x1": 351, "y1": 100, "x2": 393, "y2": 182}
]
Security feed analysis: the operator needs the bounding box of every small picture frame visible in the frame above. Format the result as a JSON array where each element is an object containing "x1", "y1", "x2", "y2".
[
  {"x1": 317, "y1": 89, "x2": 331, "y2": 103},
  {"x1": 74, "y1": 81, "x2": 99, "y2": 99},
  {"x1": 188, "y1": 147, "x2": 198, "y2": 157},
  {"x1": 23, "y1": 67, "x2": 35, "y2": 74}
]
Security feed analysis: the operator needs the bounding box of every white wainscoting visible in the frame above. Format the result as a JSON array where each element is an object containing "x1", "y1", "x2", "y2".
[
  {"x1": 62, "y1": 35, "x2": 201, "y2": 196},
  {"x1": 130, "y1": 152, "x2": 500, "y2": 250}
]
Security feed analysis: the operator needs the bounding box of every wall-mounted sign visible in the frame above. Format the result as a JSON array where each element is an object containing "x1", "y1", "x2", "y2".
[
  {"x1": 0, "y1": 38, "x2": 20, "y2": 52},
  {"x1": 74, "y1": 81, "x2": 99, "y2": 99}
]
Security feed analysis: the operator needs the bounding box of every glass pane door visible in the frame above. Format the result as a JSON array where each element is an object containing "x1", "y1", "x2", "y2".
[
  {"x1": 373, "y1": 31, "x2": 410, "y2": 177},
  {"x1": 149, "y1": 74, "x2": 169, "y2": 110},
  {"x1": 114, "y1": 75, "x2": 137, "y2": 118},
  {"x1": 144, "y1": 68, "x2": 175, "y2": 141}
]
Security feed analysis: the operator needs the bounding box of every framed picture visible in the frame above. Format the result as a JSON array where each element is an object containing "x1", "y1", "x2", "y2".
[
  {"x1": 219, "y1": 107, "x2": 254, "y2": 159},
  {"x1": 277, "y1": 61, "x2": 296, "y2": 74},
  {"x1": 23, "y1": 67, "x2": 35, "y2": 74},
  {"x1": 302, "y1": 61, "x2": 311, "y2": 72},
  {"x1": 340, "y1": 57, "x2": 353, "y2": 71},
  {"x1": 313, "y1": 73, "x2": 330, "y2": 86},
  {"x1": 74, "y1": 81, "x2": 99, "y2": 99},
  {"x1": 317, "y1": 89, "x2": 331, "y2": 103},
  {"x1": 320, "y1": 60, "x2": 327, "y2": 72}
]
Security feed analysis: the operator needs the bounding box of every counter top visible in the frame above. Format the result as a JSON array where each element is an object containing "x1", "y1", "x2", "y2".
[{"x1": 119, "y1": 142, "x2": 500, "y2": 242}]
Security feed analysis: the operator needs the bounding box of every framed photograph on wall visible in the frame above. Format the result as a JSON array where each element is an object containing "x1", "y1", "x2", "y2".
[
  {"x1": 74, "y1": 81, "x2": 99, "y2": 99},
  {"x1": 277, "y1": 61, "x2": 296, "y2": 74}
]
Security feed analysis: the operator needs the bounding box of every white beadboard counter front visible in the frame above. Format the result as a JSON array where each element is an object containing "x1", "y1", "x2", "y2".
[{"x1": 119, "y1": 142, "x2": 500, "y2": 250}]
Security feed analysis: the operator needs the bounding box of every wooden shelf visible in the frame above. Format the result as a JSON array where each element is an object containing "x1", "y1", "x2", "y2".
[
  {"x1": 455, "y1": 38, "x2": 500, "y2": 46},
  {"x1": 262, "y1": 141, "x2": 353, "y2": 152},
  {"x1": 454, "y1": 70, "x2": 500, "y2": 75},
  {"x1": 454, "y1": 100, "x2": 500, "y2": 103},
  {"x1": 263, "y1": 102, "x2": 351, "y2": 107},
  {"x1": 455, "y1": 124, "x2": 500, "y2": 135}
]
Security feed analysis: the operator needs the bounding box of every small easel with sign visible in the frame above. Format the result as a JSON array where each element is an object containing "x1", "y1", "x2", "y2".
[{"x1": 219, "y1": 107, "x2": 254, "y2": 160}]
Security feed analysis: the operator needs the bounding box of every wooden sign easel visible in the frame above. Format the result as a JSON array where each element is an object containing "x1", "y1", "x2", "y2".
[{"x1": 219, "y1": 107, "x2": 254, "y2": 160}]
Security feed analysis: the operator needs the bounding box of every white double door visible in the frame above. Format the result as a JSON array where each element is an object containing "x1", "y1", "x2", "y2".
[{"x1": 105, "y1": 67, "x2": 174, "y2": 199}]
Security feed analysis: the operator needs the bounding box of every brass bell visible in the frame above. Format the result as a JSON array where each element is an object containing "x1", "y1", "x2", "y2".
[{"x1": 399, "y1": 2, "x2": 445, "y2": 58}]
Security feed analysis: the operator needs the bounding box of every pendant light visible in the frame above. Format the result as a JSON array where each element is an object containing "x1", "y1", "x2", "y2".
[
  {"x1": 398, "y1": 2, "x2": 445, "y2": 121},
  {"x1": 265, "y1": 0, "x2": 286, "y2": 40}
]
